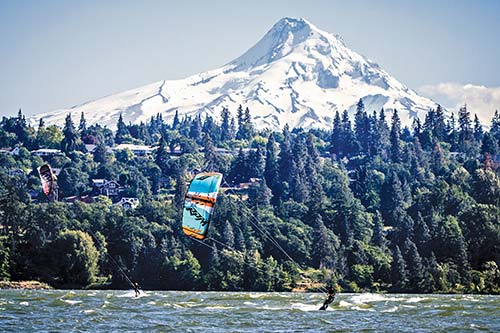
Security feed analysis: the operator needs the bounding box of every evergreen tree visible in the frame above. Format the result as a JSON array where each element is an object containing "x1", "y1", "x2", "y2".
[
  {"x1": 377, "y1": 108, "x2": 390, "y2": 153},
  {"x1": 243, "y1": 107, "x2": 255, "y2": 139},
  {"x1": 115, "y1": 114, "x2": 131, "y2": 144},
  {"x1": 371, "y1": 211, "x2": 387, "y2": 249},
  {"x1": 312, "y1": 214, "x2": 337, "y2": 269},
  {"x1": 248, "y1": 178, "x2": 272, "y2": 208},
  {"x1": 490, "y1": 110, "x2": 500, "y2": 145},
  {"x1": 236, "y1": 105, "x2": 245, "y2": 140},
  {"x1": 413, "y1": 213, "x2": 431, "y2": 256},
  {"x1": 412, "y1": 117, "x2": 422, "y2": 139},
  {"x1": 248, "y1": 146, "x2": 264, "y2": 179},
  {"x1": 78, "y1": 112, "x2": 87, "y2": 138},
  {"x1": 174, "y1": 167, "x2": 187, "y2": 209},
  {"x1": 278, "y1": 125, "x2": 293, "y2": 200},
  {"x1": 220, "y1": 107, "x2": 232, "y2": 142},
  {"x1": 38, "y1": 117, "x2": 45, "y2": 130},
  {"x1": 473, "y1": 114, "x2": 484, "y2": 143},
  {"x1": 221, "y1": 220, "x2": 235, "y2": 249},
  {"x1": 447, "y1": 113, "x2": 459, "y2": 151},
  {"x1": 189, "y1": 114, "x2": 203, "y2": 144},
  {"x1": 330, "y1": 111, "x2": 342, "y2": 156},
  {"x1": 458, "y1": 105, "x2": 472, "y2": 150},
  {"x1": 202, "y1": 115, "x2": 219, "y2": 143},
  {"x1": 401, "y1": 126, "x2": 412, "y2": 143},
  {"x1": 354, "y1": 99, "x2": 368, "y2": 154},
  {"x1": 431, "y1": 142, "x2": 447, "y2": 175},
  {"x1": 436, "y1": 215, "x2": 470, "y2": 280},
  {"x1": 61, "y1": 113, "x2": 84, "y2": 154},
  {"x1": 404, "y1": 239, "x2": 424, "y2": 291},
  {"x1": 264, "y1": 133, "x2": 280, "y2": 203},
  {"x1": 481, "y1": 132, "x2": 498, "y2": 155},
  {"x1": 364, "y1": 111, "x2": 382, "y2": 157},
  {"x1": 13, "y1": 108, "x2": 31, "y2": 146},
  {"x1": 340, "y1": 110, "x2": 355, "y2": 156},
  {"x1": 155, "y1": 136, "x2": 170, "y2": 174},
  {"x1": 235, "y1": 106, "x2": 254, "y2": 141},
  {"x1": 172, "y1": 110, "x2": 180, "y2": 129},
  {"x1": 304, "y1": 133, "x2": 322, "y2": 204},
  {"x1": 229, "y1": 117, "x2": 236, "y2": 140},
  {"x1": 390, "y1": 109, "x2": 402, "y2": 163},
  {"x1": 391, "y1": 245, "x2": 408, "y2": 291},
  {"x1": 205, "y1": 247, "x2": 223, "y2": 290},
  {"x1": 229, "y1": 148, "x2": 248, "y2": 184},
  {"x1": 93, "y1": 142, "x2": 111, "y2": 163},
  {"x1": 434, "y1": 105, "x2": 447, "y2": 141},
  {"x1": 203, "y1": 134, "x2": 219, "y2": 171},
  {"x1": 290, "y1": 136, "x2": 308, "y2": 202}
]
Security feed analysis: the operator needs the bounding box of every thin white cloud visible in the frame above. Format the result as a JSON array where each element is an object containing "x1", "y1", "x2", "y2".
[{"x1": 418, "y1": 83, "x2": 500, "y2": 126}]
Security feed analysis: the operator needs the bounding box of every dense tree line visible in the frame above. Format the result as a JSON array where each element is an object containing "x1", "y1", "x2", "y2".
[{"x1": 0, "y1": 103, "x2": 499, "y2": 293}]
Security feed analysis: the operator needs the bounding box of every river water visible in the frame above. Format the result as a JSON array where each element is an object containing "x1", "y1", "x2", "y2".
[{"x1": 0, "y1": 290, "x2": 499, "y2": 332}]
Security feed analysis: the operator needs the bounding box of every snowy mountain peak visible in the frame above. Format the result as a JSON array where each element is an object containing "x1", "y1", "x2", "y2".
[
  {"x1": 229, "y1": 17, "x2": 340, "y2": 71},
  {"x1": 31, "y1": 17, "x2": 437, "y2": 131}
]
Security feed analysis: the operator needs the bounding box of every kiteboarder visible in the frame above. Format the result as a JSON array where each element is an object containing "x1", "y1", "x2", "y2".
[
  {"x1": 319, "y1": 286, "x2": 336, "y2": 310},
  {"x1": 133, "y1": 282, "x2": 141, "y2": 297}
]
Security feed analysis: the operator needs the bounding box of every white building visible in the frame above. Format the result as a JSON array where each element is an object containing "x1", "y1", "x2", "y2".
[
  {"x1": 113, "y1": 144, "x2": 155, "y2": 156},
  {"x1": 31, "y1": 148, "x2": 63, "y2": 157},
  {"x1": 114, "y1": 197, "x2": 140, "y2": 210}
]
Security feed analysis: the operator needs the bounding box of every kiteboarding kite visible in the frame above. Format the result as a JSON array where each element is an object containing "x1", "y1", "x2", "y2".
[
  {"x1": 38, "y1": 164, "x2": 57, "y2": 202},
  {"x1": 182, "y1": 172, "x2": 222, "y2": 240}
]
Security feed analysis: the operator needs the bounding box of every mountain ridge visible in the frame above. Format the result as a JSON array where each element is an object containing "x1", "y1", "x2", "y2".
[{"x1": 31, "y1": 17, "x2": 437, "y2": 130}]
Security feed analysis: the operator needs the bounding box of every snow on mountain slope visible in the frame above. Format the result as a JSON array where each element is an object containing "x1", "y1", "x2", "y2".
[{"x1": 31, "y1": 17, "x2": 437, "y2": 130}]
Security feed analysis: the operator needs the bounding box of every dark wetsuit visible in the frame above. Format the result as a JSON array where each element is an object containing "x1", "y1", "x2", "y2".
[
  {"x1": 319, "y1": 288, "x2": 336, "y2": 310},
  {"x1": 133, "y1": 283, "x2": 141, "y2": 297}
]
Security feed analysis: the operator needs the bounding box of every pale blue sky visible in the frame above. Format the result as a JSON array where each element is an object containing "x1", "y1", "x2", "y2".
[{"x1": 1, "y1": 0, "x2": 499, "y2": 118}]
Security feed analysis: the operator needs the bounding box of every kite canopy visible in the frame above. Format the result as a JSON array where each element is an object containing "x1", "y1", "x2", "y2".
[
  {"x1": 38, "y1": 164, "x2": 57, "y2": 201},
  {"x1": 182, "y1": 172, "x2": 223, "y2": 240}
]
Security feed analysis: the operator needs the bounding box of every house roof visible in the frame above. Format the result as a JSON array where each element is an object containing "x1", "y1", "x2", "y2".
[
  {"x1": 113, "y1": 144, "x2": 155, "y2": 152},
  {"x1": 31, "y1": 148, "x2": 62, "y2": 154}
]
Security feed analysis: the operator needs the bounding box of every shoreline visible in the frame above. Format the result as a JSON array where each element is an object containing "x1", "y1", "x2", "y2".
[
  {"x1": 0, "y1": 281, "x2": 496, "y2": 295},
  {"x1": 0, "y1": 281, "x2": 53, "y2": 290}
]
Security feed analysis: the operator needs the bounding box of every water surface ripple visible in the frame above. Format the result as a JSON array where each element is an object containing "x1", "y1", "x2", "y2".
[{"x1": 0, "y1": 290, "x2": 499, "y2": 332}]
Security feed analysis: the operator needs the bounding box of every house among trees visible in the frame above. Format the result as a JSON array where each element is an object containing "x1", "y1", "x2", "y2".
[
  {"x1": 63, "y1": 195, "x2": 94, "y2": 204},
  {"x1": 237, "y1": 177, "x2": 260, "y2": 190},
  {"x1": 114, "y1": 197, "x2": 139, "y2": 210},
  {"x1": 84, "y1": 144, "x2": 97, "y2": 153},
  {"x1": 91, "y1": 179, "x2": 122, "y2": 198},
  {"x1": 0, "y1": 147, "x2": 21, "y2": 156},
  {"x1": 31, "y1": 148, "x2": 64, "y2": 157},
  {"x1": 8, "y1": 168, "x2": 26, "y2": 178},
  {"x1": 113, "y1": 144, "x2": 155, "y2": 156}
]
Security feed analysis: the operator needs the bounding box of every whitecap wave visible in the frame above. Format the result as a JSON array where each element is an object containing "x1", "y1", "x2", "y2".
[
  {"x1": 290, "y1": 302, "x2": 320, "y2": 312},
  {"x1": 381, "y1": 306, "x2": 399, "y2": 313},
  {"x1": 351, "y1": 293, "x2": 390, "y2": 304},
  {"x1": 205, "y1": 305, "x2": 232, "y2": 310},
  {"x1": 61, "y1": 299, "x2": 82, "y2": 305}
]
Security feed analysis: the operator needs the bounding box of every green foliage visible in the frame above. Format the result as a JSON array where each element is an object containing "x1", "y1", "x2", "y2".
[
  {"x1": 0, "y1": 236, "x2": 10, "y2": 281},
  {"x1": 351, "y1": 264, "x2": 374, "y2": 289},
  {"x1": 0, "y1": 105, "x2": 499, "y2": 293},
  {"x1": 61, "y1": 114, "x2": 85, "y2": 154},
  {"x1": 48, "y1": 230, "x2": 99, "y2": 287}
]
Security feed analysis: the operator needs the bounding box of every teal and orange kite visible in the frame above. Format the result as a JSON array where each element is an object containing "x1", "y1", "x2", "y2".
[{"x1": 182, "y1": 172, "x2": 223, "y2": 240}]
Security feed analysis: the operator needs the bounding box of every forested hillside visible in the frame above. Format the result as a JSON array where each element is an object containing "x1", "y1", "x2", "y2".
[{"x1": 0, "y1": 101, "x2": 499, "y2": 293}]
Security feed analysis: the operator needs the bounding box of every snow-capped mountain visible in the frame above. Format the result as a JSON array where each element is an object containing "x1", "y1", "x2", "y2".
[{"x1": 31, "y1": 17, "x2": 437, "y2": 130}]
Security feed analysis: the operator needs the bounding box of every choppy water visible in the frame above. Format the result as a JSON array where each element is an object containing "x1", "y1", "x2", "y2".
[{"x1": 0, "y1": 290, "x2": 499, "y2": 332}]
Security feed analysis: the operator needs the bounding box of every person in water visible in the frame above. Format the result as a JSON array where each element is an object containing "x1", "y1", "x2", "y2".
[
  {"x1": 133, "y1": 282, "x2": 141, "y2": 297},
  {"x1": 319, "y1": 286, "x2": 336, "y2": 310}
]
